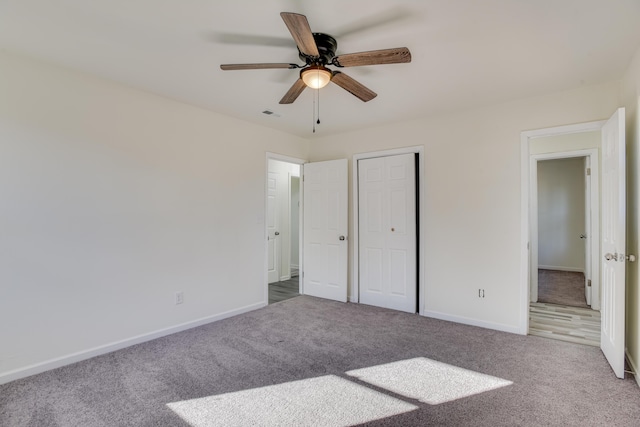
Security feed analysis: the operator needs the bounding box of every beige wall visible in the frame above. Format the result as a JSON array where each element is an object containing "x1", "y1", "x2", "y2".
[
  {"x1": 0, "y1": 51, "x2": 309, "y2": 381},
  {"x1": 309, "y1": 80, "x2": 620, "y2": 333},
  {"x1": 621, "y1": 46, "x2": 640, "y2": 381},
  {"x1": 3, "y1": 42, "x2": 640, "y2": 384},
  {"x1": 537, "y1": 158, "x2": 586, "y2": 271}
]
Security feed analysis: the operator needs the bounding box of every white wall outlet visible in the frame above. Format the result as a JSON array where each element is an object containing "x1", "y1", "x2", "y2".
[{"x1": 175, "y1": 291, "x2": 184, "y2": 305}]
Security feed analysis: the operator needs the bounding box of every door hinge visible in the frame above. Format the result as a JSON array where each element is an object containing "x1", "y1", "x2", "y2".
[
  {"x1": 586, "y1": 168, "x2": 591, "y2": 176},
  {"x1": 587, "y1": 279, "x2": 592, "y2": 287}
]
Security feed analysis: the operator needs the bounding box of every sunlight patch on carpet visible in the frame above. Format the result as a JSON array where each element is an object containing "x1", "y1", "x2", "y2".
[
  {"x1": 167, "y1": 375, "x2": 418, "y2": 427},
  {"x1": 347, "y1": 357, "x2": 513, "y2": 405}
]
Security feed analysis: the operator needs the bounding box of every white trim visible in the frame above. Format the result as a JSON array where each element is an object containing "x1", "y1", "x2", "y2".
[
  {"x1": 352, "y1": 145, "x2": 425, "y2": 314},
  {"x1": 522, "y1": 121, "x2": 606, "y2": 139},
  {"x1": 0, "y1": 301, "x2": 265, "y2": 385},
  {"x1": 520, "y1": 133, "x2": 530, "y2": 334},
  {"x1": 626, "y1": 349, "x2": 640, "y2": 388},
  {"x1": 538, "y1": 265, "x2": 585, "y2": 273},
  {"x1": 423, "y1": 309, "x2": 522, "y2": 335},
  {"x1": 521, "y1": 121, "x2": 604, "y2": 335},
  {"x1": 265, "y1": 153, "x2": 306, "y2": 302}
]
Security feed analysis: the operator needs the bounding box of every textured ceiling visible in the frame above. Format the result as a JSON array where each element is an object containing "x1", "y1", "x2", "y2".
[{"x1": 1, "y1": 0, "x2": 639, "y2": 138}]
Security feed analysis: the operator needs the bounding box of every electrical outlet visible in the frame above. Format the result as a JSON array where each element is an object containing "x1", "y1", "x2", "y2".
[{"x1": 175, "y1": 291, "x2": 184, "y2": 305}]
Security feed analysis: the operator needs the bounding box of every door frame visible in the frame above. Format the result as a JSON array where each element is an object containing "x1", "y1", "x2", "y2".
[
  {"x1": 520, "y1": 120, "x2": 605, "y2": 334},
  {"x1": 529, "y1": 149, "x2": 600, "y2": 308},
  {"x1": 352, "y1": 146, "x2": 425, "y2": 314},
  {"x1": 265, "y1": 153, "x2": 305, "y2": 304}
]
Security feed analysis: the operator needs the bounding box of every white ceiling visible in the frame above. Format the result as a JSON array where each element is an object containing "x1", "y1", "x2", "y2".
[{"x1": 1, "y1": 0, "x2": 639, "y2": 138}]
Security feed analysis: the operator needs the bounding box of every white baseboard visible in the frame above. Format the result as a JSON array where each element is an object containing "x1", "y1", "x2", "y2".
[
  {"x1": 423, "y1": 309, "x2": 523, "y2": 335},
  {"x1": 538, "y1": 265, "x2": 584, "y2": 273},
  {"x1": 0, "y1": 301, "x2": 266, "y2": 386},
  {"x1": 625, "y1": 348, "x2": 640, "y2": 389}
]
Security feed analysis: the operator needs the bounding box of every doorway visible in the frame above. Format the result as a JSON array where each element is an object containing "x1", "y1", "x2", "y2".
[
  {"x1": 527, "y1": 141, "x2": 600, "y2": 347},
  {"x1": 531, "y1": 153, "x2": 598, "y2": 309},
  {"x1": 266, "y1": 156, "x2": 302, "y2": 305},
  {"x1": 521, "y1": 108, "x2": 628, "y2": 378}
]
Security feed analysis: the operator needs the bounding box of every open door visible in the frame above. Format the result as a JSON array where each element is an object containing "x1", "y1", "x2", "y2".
[
  {"x1": 302, "y1": 159, "x2": 348, "y2": 302},
  {"x1": 600, "y1": 107, "x2": 626, "y2": 379}
]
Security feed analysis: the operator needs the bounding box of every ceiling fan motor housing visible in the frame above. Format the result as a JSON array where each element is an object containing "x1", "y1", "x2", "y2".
[{"x1": 299, "y1": 33, "x2": 337, "y2": 65}]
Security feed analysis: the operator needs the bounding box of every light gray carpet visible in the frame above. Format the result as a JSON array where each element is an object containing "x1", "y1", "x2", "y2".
[{"x1": 1, "y1": 295, "x2": 639, "y2": 426}]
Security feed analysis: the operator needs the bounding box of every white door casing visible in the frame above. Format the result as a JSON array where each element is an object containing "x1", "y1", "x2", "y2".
[
  {"x1": 584, "y1": 156, "x2": 592, "y2": 306},
  {"x1": 302, "y1": 159, "x2": 348, "y2": 302},
  {"x1": 520, "y1": 121, "x2": 604, "y2": 336},
  {"x1": 600, "y1": 107, "x2": 626, "y2": 379},
  {"x1": 358, "y1": 154, "x2": 417, "y2": 313},
  {"x1": 267, "y1": 171, "x2": 280, "y2": 284}
]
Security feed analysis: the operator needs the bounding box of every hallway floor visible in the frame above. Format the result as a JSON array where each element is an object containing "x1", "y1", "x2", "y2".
[
  {"x1": 268, "y1": 276, "x2": 300, "y2": 304},
  {"x1": 529, "y1": 302, "x2": 600, "y2": 347}
]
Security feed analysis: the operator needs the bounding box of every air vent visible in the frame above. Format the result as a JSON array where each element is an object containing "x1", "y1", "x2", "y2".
[{"x1": 262, "y1": 110, "x2": 281, "y2": 117}]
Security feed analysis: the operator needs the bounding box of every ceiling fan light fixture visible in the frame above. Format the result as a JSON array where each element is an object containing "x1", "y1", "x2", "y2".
[{"x1": 301, "y1": 66, "x2": 332, "y2": 89}]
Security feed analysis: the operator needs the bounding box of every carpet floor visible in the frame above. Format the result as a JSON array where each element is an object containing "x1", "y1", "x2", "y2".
[
  {"x1": 1, "y1": 296, "x2": 639, "y2": 426},
  {"x1": 538, "y1": 269, "x2": 588, "y2": 308}
]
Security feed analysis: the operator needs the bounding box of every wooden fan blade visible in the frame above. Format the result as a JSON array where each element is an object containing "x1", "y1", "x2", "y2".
[
  {"x1": 280, "y1": 12, "x2": 319, "y2": 58},
  {"x1": 333, "y1": 47, "x2": 411, "y2": 67},
  {"x1": 279, "y1": 79, "x2": 307, "y2": 104},
  {"x1": 220, "y1": 63, "x2": 297, "y2": 71},
  {"x1": 331, "y1": 71, "x2": 377, "y2": 102}
]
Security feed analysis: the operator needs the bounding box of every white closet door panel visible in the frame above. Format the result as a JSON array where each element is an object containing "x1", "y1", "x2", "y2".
[{"x1": 359, "y1": 153, "x2": 416, "y2": 313}]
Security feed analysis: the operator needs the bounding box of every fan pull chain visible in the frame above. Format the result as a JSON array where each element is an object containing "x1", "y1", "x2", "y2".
[
  {"x1": 312, "y1": 87, "x2": 316, "y2": 133},
  {"x1": 312, "y1": 88, "x2": 321, "y2": 133},
  {"x1": 317, "y1": 87, "x2": 321, "y2": 125}
]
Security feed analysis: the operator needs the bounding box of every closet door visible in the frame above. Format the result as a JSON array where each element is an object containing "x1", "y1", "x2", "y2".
[{"x1": 358, "y1": 153, "x2": 416, "y2": 313}]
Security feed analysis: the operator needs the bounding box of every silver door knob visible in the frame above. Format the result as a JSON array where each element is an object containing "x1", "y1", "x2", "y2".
[
  {"x1": 627, "y1": 254, "x2": 636, "y2": 262},
  {"x1": 339, "y1": 235, "x2": 346, "y2": 241},
  {"x1": 274, "y1": 231, "x2": 280, "y2": 236},
  {"x1": 580, "y1": 234, "x2": 587, "y2": 239},
  {"x1": 605, "y1": 253, "x2": 617, "y2": 261}
]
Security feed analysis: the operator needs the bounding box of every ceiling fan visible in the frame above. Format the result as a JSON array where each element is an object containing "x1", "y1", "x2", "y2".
[{"x1": 220, "y1": 12, "x2": 411, "y2": 104}]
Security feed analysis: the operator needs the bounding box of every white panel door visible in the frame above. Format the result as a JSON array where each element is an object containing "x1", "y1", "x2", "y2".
[
  {"x1": 267, "y1": 171, "x2": 280, "y2": 284},
  {"x1": 302, "y1": 159, "x2": 348, "y2": 302},
  {"x1": 359, "y1": 153, "x2": 416, "y2": 313},
  {"x1": 600, "y1": 107, "x2": 626, "y2": 379}
]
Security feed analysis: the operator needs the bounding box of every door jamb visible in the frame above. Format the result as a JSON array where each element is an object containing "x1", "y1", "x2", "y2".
[
  {"x1": 352, "y1": 146, "x2": 425, "y2": 314},
  {"x1": 265, "y1": 153, "x2": 305, "y2": 305},
  {"x1": 529, "y1": 149, "x2": 600, "y2": 308},
  {"x1": 520, "y1": 120, "x2": 605, "y2": 334}
]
